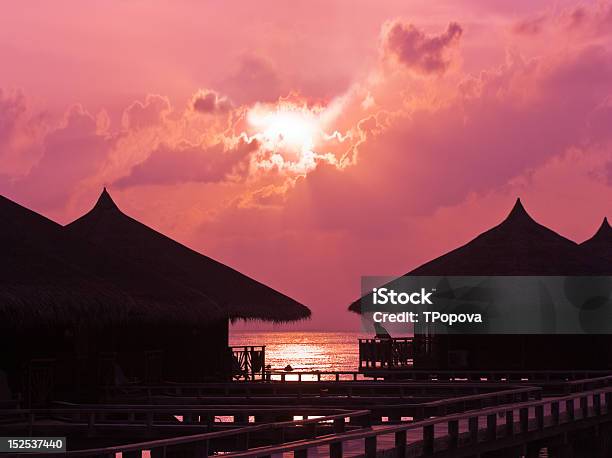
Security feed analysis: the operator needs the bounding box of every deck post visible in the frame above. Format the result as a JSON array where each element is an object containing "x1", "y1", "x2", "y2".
[
  {"x1": 505, "y1": 410, "x2": 514, "y2": 436},
  {"x1": 594, "y1": 393, "x2": 602, "y2": 416},
  {"x1": 192, "y1": 441, "x2": 208, "y2": 457},
  {"x1": 486, "y1": 414, "x2": 497, "y2": 440},
  {"x1": 566, "y1": 399, "x2": 575, "y2": 420},
  {"x1": 519, "y1": 407, "x2": 529, "y2": 433},
  {"x1": 448, "y1": 419, "x2": 459, "y2": 449},
  {"x1": 423, "y1": 424, "x2": 434, "y2": 455},
  {"x1": 305, "y1": 422, "x2": 317, "y2": 439},
  {"x1": 295, "y1": 449, "x2": 308, "y2": 458},
  {"x1": 353, "y1": 412, "x2": 372, "y2": 428},
  {"x1": 330, "y1": 440, "x2": 343, "y2": 458},
  {"x1": 236, "y1": 432, "x2": 249, "y2": 451},
  {"x1": 395, "y1": 430, "x2": 407, "y2": 457},
  {"x1": 274, "y1": 426, "x2": 285, "y2": 444},
  {"x1": 580, "y1": 396, "x2": 588, "y2": 418},
  {"x1": 469, "y1": 416, "x2": 479, "y2": 444},
  {"x1": 535, "y1": 405, "x2": 544, "y2": 430},
  {"x1": 550, "y1": 401, "x2": 559, "y2": 426},
  {"x1": 333, "y1": 417, "x2": 346, "y2": 433},
  {"x1": 365, "y1": 436, "x2": 377, "y2": 458}
]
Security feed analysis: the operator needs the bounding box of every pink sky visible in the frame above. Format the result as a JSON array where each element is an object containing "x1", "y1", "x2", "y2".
[{"x1": 1, "y1": 1, "x2": 612, "y2": 330}]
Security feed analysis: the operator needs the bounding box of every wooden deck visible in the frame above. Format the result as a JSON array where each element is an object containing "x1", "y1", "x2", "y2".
[{"x1": 3, "y1": 373, "x2": 612, "y2": 457}]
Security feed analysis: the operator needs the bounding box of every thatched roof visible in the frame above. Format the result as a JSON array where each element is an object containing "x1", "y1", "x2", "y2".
[
  {"x1": 349, "y1": 198, "x2": 609, "y2": 313},
  {"x1": 580, "y1": 217, "x2": 612, "y2": 264},
  {"x1": 66, "y1": 189, "x2": 310, "y2": 323},
  {"x1": 0, "y1": 195, "x2": 223, "y2": 329}
]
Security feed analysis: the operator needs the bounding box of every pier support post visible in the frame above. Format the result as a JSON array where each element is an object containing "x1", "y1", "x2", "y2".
[
  {"x1": 365, "y1": 436, "x2": 377, "y2": 458},
  {"x1": 330, "y1": 440, "x2": 342, "y2": 458},
  {"x1": 395, "y1": 430, "x2": 406, "y2": 458}
]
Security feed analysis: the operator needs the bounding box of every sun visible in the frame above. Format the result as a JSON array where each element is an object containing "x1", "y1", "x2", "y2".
[
  {"x1": 247, "y1": 103, "x2": 319, "y2": 154},
  {"x1": 244, "y1": 99, "x2": 348, "y2": 175}
]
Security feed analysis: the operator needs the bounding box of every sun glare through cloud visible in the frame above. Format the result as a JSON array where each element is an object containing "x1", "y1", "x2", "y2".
[{"x1": 246, "y1": 99, "x2": 348, "y2": 175}]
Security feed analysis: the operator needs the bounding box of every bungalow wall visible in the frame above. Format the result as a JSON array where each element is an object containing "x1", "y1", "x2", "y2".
[{"x1": 0, "y1": 318, "x2": 230, "y2": 405}]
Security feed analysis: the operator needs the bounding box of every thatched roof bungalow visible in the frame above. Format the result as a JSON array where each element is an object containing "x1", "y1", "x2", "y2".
[
  {"x1": 66, "y1": 189, "x2": 310, "y2": 323},
  {"x1": 1, "y1": 194, "x2": 226, "y2": 404},
  {"x1": 350, "y1": 199, "x2": 612, "y2": 371}
]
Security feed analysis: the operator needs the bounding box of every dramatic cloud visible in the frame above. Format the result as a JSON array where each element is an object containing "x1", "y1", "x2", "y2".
[
  {"x1": 122, "y1": 94, "x2": 171, "y2": 130},
  {"x1": 5, "y1": 105, "x2": 114, "y2": 211},
  {"x1": 3, "y1": 2, "x2": 612, "y2": 329},
  {"x1": 115, "y1": 139, "x2": 257, "y2": 188},
  {"x1": 219, "y1": 54, "x2": 284, "y2": 104},
  {"x1": 0, "y1": 89, "x2": 49, "y2": 177},
  {"x1": 383, "y1": 21, "x2": 463, "y2": 74}
]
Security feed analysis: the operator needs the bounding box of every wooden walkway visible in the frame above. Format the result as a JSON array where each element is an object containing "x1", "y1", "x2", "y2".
[
  {"x1": 4, "y1": 374, "x2": 612, "y2": 457},
  {"x1": 223, "y1": 387, "x2": 612, "y2": 458}
]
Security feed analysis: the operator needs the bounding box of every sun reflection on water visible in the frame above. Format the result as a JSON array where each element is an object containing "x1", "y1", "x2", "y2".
[{"x1": 229, "y1": 331, "x2": 369, "y2": 373}]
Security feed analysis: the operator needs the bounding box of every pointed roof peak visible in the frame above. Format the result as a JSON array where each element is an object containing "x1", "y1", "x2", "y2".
[
  {"x1": 504, "y1": 197, "x2": 534, "y2": 223},
  {"x1": 593, "y1": 216, "x2": 612, "y2": 240},
  {"x1": 93, "y1": 187, "x2": 120, "y2": 212}
]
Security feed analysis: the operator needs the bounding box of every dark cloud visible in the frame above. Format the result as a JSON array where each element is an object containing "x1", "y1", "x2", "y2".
[
  {"x1": 383, "y1": 21, "x2": 463, "y2": 75},
  {"x1": 191, "y1": 89, "x2": 231, "y2": 114},
  {"x1": 114, "y1": 139, "x2": 258, "y2": 188}
]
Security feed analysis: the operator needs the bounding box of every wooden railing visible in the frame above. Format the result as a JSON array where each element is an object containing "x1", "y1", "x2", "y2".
[
  {"x1": 0, "y1": 405, "x2": 362, "y2": 434},
  {"x1": 97, "y1": 383, "x2": 542, "y2": 426},
  {"x1": 0, "y1": 409, "x2": 372, "y2": 457},
  {"x1": 231, "y1": 346, "x2": 266, "y2": 381},
  {"x1": 359, "y1": 337, "x2": 416, "y2": 369},
  {"x1": 103, "y1": 380, "x2": 537, "y2": 401},
  {"x1": 221, "y1": 386, "x2": 612, "y2": 458},
  {"x1": 266, "y1": 368, "x2": 612, "y2": 383},
  {"x1": 23, "y1": 386, "x2": 601, "y2": 457}
]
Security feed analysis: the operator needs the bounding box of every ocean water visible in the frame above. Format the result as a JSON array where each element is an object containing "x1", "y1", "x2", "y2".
[{"x1": 229, "y1": 331, "x2": 370, "y2": 372}]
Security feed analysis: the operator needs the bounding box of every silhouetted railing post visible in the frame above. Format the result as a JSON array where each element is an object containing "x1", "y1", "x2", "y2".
[
  {"x1": 566, "y1": 399, "x2": 575, "y2": 420},
  {"x1": 535, "y1": 405, "x2": 544, "y2": 430},
  {"x1": 519, "y1": 407, "x2": 529, "y2": 433},
  {"x1": 448, "y1": 420, "x2": 459, "y2": 449},
  {"x1": 330, "y1": 440, "x2": 342, "y2": 458},
  {"x1": 594, "y1": 393, "x2": 602, "y2": 415},
  {"x1": 365, "y1": 436, "x2": 377, "y2": 458},
  {"x1": 487, "y1": 414, "x2": 497, "y2": 440},
  {"x1": 551, "y1": 401, "x2": 560, "y2": 425},
  {"x1": 506, "y1": 409, "x2": 514, "y2": 436},
  {"x1": 423, "y1": 424, "x2": 434, "y2": 455},
  {"x1": 469, "y1": 416, "x2": 479, "y2": 444},
  {"x1": 580, "y1": 396, "x2": 588, "y2": 418}
]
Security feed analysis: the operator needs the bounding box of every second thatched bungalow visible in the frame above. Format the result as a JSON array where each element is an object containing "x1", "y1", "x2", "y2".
[{"x1": 66, "y1": 189, "x2": 310, "y2": 379}]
